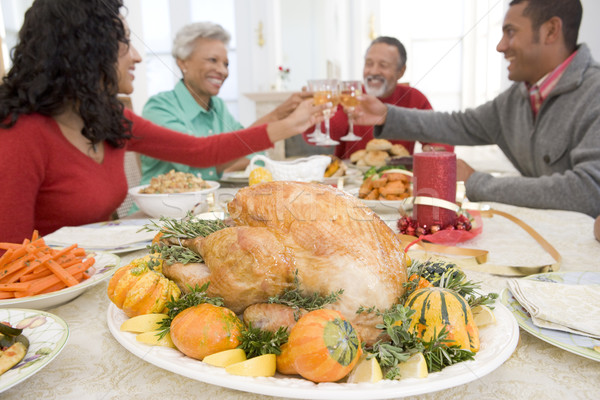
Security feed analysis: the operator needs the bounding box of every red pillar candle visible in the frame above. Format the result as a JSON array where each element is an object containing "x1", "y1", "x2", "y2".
[{"x1": 412, "y1": 152, "x2": 457, "y2": 229}]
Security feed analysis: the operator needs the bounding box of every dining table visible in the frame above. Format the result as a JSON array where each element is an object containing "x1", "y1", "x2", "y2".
[{"x1": 2, "y1": 180, "x2": 600, "y2": 400}]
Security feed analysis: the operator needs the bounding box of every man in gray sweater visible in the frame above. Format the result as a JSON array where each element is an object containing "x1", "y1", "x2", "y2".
[{"x1": 355, "y1": 0, "x2": 600, "y2": 217}]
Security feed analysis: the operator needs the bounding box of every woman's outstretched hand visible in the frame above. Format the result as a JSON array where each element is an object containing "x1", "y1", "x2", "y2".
[
  {"x1": 353, "y1": 94, "x2": 388, "y2": 126},
  {"x1": 266, "y1": 99, "x2": 328, "y2": 143}
]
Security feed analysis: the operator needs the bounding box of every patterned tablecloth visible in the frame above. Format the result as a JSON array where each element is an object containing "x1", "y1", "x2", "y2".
[{"x1": 3, "y1": 197, "x2": 600, "y2": 400}]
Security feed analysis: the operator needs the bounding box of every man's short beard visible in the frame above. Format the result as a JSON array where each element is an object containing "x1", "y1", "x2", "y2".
[{"x1": 364, "y1": 76, "x2": 388, "y2": 97}]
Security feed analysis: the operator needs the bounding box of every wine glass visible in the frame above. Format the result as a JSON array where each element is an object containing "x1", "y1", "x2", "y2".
[
  {"x1": 339, "y1": 80, "x2": 363, "y2": 141},
  {"x1": 308, "y1": 79, "x2": 339, "y2": 146}
]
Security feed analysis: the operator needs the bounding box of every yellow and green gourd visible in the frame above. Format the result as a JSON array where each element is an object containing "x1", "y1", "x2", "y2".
[{"x1": 405, "y1": 287, "x2": 480, "y2": 352}]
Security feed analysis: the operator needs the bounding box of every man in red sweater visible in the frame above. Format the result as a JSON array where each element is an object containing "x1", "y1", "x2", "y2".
[{"x1": 307, "y1": 36, "x2": 451, "y2": 159}]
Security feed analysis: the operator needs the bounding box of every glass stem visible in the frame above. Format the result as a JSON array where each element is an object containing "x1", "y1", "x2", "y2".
[{"x1": 348, "y1": 109, "x2": 354, "y2": 135}]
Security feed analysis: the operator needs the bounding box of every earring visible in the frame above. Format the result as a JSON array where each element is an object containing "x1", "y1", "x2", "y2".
[{"x1": 182, "y1": 69, "x2": 187, "y2": 74}]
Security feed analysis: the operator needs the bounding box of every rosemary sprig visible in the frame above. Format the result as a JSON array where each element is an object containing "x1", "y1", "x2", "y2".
[
  {"x1": 238, "y1": 325, "x2": 289, "y2": 358},
  {"x1": 157, "y1": 283, "x2": 224, "y2": 338},
  {"x1": 421, "y1": 326, "x2": 475, "y2": 372},
  {"x1": 369, "y1": 304, "x2": 424, "y2": 379},
  {"x1": 142, "y1": 212, "x2": 227, "y2": 239},
  {"x1": 403, "y1": 260, "x2": 498, "y2": 308},
  {"x1": 148, "y1": 243, "x2": 203, "y2": 265},
  {"x1": 365, "y1": 303, "x2": 475, "y2": 379},
  {"x1": 268, "y1": 271, "x2": 343, "y2": 318}
]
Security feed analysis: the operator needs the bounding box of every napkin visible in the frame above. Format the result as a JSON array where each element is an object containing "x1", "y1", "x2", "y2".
[
  {"x1": 508, "y1": 278, "x2": 600, "y2": 339},
  {"x1": 44, "y1": 226, "x2": 156, "y2": 249}
]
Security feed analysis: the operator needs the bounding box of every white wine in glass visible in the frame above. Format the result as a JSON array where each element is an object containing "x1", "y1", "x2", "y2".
[
  {"x1": 339, "y1": 80, "x2": 363, "y2": 141},
  {"x1": 308, "y1": 79, "x2": 339, "y2": 146}
]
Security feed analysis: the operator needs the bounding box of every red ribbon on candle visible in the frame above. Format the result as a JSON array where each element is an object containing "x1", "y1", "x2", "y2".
[{"x1": 413, "y1": 152, "x2": 457, "y2": 229}]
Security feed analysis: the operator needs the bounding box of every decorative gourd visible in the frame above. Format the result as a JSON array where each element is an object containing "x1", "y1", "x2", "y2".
[
  {"x1": 405, "y1": 287, "x2": 480, "y2": 352},
  {"x1": 276, "y1": 309, "x2": 362, "y2": 382},
  {"x1": 170, "y1": 303, "x2": 243, "y2": 361},
  {"x1": 107, "y1": 255, "x2": 180, "y2": 318}
]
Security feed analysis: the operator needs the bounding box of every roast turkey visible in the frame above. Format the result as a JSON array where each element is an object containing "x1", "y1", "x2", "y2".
[{"x1": 162, "y1": 181, "x2": 407, "y2": 343}]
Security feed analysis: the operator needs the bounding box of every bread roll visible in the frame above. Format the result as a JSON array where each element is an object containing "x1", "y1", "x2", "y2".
[
  {"x1": 364, "y1": 150, "x2": 389, "y2": 167},
  {"x1": 366, "y1": 139, "x2": 392, "y2": 151},
  {"x1": 389, "y1": 144, "x2": 410, "y2": 157},
  {"x1": 350, "y1": 149, "x2": 367, "y2": 163}
]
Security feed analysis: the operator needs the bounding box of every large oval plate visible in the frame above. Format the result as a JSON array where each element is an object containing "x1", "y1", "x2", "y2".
[
  {"x1": 107, "y1": 302, "x2": 518, "y2": 399},
  {"x1": 0, "y1": 251, "x2": 120, "y2": 310},
  {"x1": 0, "y1": 308, "x2": 69, "y2": 393},
  {"x1": 501, "y1": 271, "x2": 600, "y2": 362}
]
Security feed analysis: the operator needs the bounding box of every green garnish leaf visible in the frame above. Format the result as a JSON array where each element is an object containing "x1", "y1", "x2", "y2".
[
  {"x1": 142, "y1": 211, "x2": 227, "y2": 239},
  {"x1": 148, "y1": 243, "x2": 203, "y2": 265},
  {"x1": 238, "y1": 325, "x2": 289, "y2": 358},
  {"x1": 268, "y1": 271, "x2": 343, "y2": 317}
]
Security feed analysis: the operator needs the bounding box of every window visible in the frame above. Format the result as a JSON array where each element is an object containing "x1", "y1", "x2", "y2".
[
  {"x1": 379, "y1": 0, "x2": 506, "y2": 111},
  {"x1": 140, "y1": 0, "x2": 239, "y2": 117}
]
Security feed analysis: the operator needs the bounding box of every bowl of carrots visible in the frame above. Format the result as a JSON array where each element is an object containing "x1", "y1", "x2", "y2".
[{"x1": 0, "y1": 231, "x2": 119, "y2": 309}]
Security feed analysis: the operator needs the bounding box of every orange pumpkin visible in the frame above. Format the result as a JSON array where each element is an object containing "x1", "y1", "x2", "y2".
[
  {"x1": 107, "y1": 255, "x2": 180, "y2": 318},
  {"x1": 170, "y1": 303, "x2": 243, "y2": 360},
  {"x1": 277, "y1": 309, "x2": 362, "y2": 382}
]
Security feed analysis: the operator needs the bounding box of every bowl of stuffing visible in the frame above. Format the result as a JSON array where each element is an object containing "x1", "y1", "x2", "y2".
[{"x1": 128, "y1": 170, "x2": 220, "y2": 218}]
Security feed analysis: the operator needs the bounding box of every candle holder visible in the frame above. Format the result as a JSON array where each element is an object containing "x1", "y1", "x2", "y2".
[{"x1": 397, "y1": 152, "x2": 481, "y2": 244}]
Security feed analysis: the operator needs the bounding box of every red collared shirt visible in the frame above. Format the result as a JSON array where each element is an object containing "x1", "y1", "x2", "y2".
[{"x1": 527, "y1": 50, "x2": 578, "y2": 117}]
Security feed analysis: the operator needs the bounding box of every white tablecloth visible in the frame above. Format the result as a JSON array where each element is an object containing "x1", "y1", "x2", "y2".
[{"x1": 3, "y1": 198, "x2": 600, "y2": 400}]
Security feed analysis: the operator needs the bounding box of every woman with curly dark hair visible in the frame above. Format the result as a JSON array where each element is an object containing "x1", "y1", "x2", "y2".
[{"x1": 0, "y1": 0, "x2": 325, "y2": 242}]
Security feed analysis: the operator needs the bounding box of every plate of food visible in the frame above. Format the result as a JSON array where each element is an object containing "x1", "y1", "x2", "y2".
[
  {"x1": 0, "y1": 250, "x2": 120, "y2": 310},
  {"x1": 0, "y1": 308, "x2": 69, "y2": 393},
  {"x1": 348, "y1": 139, "x2": 411, "y2": 172},
  {"x1": 44, "y1": 219, "x2": 155, "y2": 254},
  {"x1": 348, "y1": 167, "x2": 413, "y2": 214},
  {"x1": 501, "y1": 271, "x2": 600, "y2": 362},
  {"x1": 107, "y1": 302, "x2": 518, "y2": 399},
  {"x1": 220, "y1": 170, "x2": 250, "y2": 184}
]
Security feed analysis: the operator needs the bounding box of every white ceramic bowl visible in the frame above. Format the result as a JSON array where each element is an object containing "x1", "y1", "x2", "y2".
[{"x1": 128, "y1": 181, "x2": 220, "y2": 218}]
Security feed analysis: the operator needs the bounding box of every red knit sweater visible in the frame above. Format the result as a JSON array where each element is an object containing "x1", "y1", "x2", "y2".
[
  {"x1": 0, "y1": 110, "x2": 271, "y2": 242},
  {"x1": 305, "y1": 84, "x2": 452, "y2": 159}
]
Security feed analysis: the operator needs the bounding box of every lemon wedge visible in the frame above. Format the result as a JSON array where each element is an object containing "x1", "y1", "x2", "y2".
[
  {"x1": 248, "y1": 167, "x2": 273, "y2": 186},
  {"x1": 472, "y1": 305, "x2": 496, "y2": 328},
  {"x1": 203, "y1": 348, "x2": 247, "y2": 368},
  {"x1": 136, "y1": 330, "x2": 176, "y2": 348},
  {"x1": 397, "y1": 352, "x2": 428, "y2": 380},
  {"x1": 120, "y1": 313, "x2": 168, "y2": 333},
  {"x1": 225, "y1": 354, "x2": 276, "y2": 377},
  {"x1": 346, "y1": 355, "x2": 383, "y2": 383}
]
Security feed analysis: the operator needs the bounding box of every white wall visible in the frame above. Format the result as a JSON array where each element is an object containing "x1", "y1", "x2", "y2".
[{"x1": 580, "y1": 0, "x2": 600, "y2": 59}]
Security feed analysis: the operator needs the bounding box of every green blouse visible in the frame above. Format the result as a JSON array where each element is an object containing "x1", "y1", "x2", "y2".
[{"x1": 140, "y1": 80, "x2": 246, "y2": 183}]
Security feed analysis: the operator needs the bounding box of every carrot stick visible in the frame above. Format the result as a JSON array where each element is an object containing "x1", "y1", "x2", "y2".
[
  {"x1": 15, "y1": 262, "x2": 88, "y2": 297},
  {"x1": 0, "y1": 243, "x2": 20, "y2": 250},
  {"x1": 0, "y1": 249, "x2": 15, "y2": 270},
  {"x1": 19, "y1": 256, "x2": 82, "y2": 282},
  {"x1": 38, "y1": 272, "x2": 85, "y2": 295},
  {"x1": 0, "y1": 292, "x2": 14, "y2": 299},
  {"x1": 0, "y1": 282, "x2": 31, "y2": 292},
  {"x1": 31, "y1": 230, "x2": 39, "y2": 241},
  {"x1": 0, "y1": 254, "x2": 35, "y2": 282},
  {"x1": 45, "y1": 259, "x2": 79, "y2": 287}
]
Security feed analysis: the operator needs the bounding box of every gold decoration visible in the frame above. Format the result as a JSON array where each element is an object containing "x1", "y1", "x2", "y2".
[
  {"x1": 256, "y1": 21, "x2": 265, "y2": 47},
  {"x1": 369, "y1": 14, "x2": 376, "y2": 41}
]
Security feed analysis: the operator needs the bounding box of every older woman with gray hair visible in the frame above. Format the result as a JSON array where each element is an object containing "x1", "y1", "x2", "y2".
[{"x1": 141, "y1": 21, "x2": 310, "y2": 183}]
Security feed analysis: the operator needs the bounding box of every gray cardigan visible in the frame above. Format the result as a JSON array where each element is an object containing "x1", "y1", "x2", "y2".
[{"x1": 376, "y1": 44, "x2": 600, "y2": 217}]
